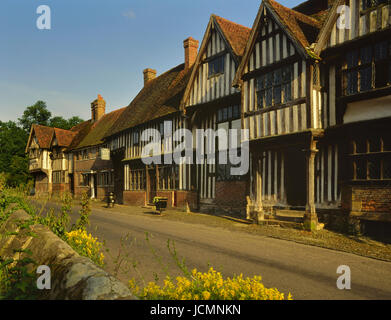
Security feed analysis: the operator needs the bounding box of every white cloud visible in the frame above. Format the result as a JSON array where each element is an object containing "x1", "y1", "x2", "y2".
[{"x1": 122, "y1": 10, "x2": 136, "y2": 19}]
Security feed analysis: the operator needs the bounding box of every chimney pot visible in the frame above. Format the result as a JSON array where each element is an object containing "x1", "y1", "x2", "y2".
[
  {"x1": 143, "y1": 68, "x2": 157, "y2": 85},
  {"x1": 183, "y1": 37, "x2": 199, "y2": 69}
]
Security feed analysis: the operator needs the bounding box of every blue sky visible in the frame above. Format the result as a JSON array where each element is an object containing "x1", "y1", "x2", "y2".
[{"x1": 0, "y1": 0, "x2": 301, "y2": 122}]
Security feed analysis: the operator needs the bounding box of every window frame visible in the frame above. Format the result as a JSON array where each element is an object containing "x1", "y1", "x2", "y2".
[
  {"x1": 341, "y1": 40, "x2": 391, "y2": 96},
  {"x1": 208, "y1": 55, "x2": 225, "y2": 78},
  {"x1": 256, "y1": 65, "x2": 293, "y2": 109}
]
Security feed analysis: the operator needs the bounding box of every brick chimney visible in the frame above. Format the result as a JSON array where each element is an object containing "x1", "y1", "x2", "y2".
[
  {"x1": 143, "y1": 68, "x2": 156, "y2": 85},
  {"x1": 91, "y1": 94, "x2": 106, "y2": 122},
  {"x1": 183, "y1": 37, "x2": 199, "y2": 69}
]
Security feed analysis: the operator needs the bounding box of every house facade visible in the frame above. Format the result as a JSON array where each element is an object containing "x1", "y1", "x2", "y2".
[
  {"x1": 180, "y1": 15, "x2": 251, "y2": 214},
  {"x1": 26, "y1": 0, "x2": 391, "y2": 234},
  {"x1": 103, "y1": 37, "x2": 200, "y2": 209},
  {"x1": 26, "y1": 95, "x2": 125, "y2": 201}
]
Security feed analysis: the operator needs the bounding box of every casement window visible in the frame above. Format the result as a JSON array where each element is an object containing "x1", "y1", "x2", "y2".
[
  {"x1": 256, "y1": 66, "x2": 292, "y2": 109},
  {"x1": 216, "y1": 105, "x2": 245, "y2": 181},
  {"x1": 158, "y1": 165, "x2": 179, "y2": 190},
  {"x1": 208, "y1": 56, "x2": 225, "y2": 78},
  {"x1": 81, "y1": 150, "x2": 88, "y2": 160},
  {"x1": 98, "y1": 171, "x2": 113, "y2": 186},
  {"x1": 361, "y1": 0, "x2": 388, "y2": 10},
  {"x1": 80, "y1": 173, "x2": 90, "y2": 186},
  {"x1": 350, "y1": 135, "x2": 391, "y2": 181},
  {"x1": 52, "y1": 171, "x2": 65, "y2": 184},
  {"x1": 342, "y1": 40, "x2": 391, "y2": 96},
  {"x1": 125, "y1": 169, "x2": 146, "y2": 191}
]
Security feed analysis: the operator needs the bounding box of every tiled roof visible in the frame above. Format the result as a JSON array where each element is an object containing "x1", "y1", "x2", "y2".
[
  {"x1": 213, "y1": 15, "x2": 251, "y2": 58},
  {"x1": 53, "y1": 128, "x2": 77, "y2": 147},
  {"x1": 70, "y1": 107, "x2": 126, "y2": 150},
  {"x1": 105, "y1": 63, "x2": 192, "y2": 138},
  {"x1": 267, "y1": 0, "x2": 322, "y2": 48},
  {"x1": 31, "y1": 124, "x2": 54, "y2": 149}
]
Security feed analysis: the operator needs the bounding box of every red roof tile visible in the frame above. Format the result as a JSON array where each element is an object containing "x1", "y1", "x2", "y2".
[
  {"x1": 105, "y1": 63, "x2": 193, "y2": 138},
  {"x1": 71, "y1": 107, "x2": 126, "y2": 150},
  {"x1": 53, "y1": 128, "x2": 77, "y2": 147},
  {"x1": 267, "y1": 0, "x2": 322, "y2": 48},
  {"x1": 214, "y1": 15, "x2": 251, "y2": 58},
  {"x1": 31, "y1": 124, "x2": 54, "y2": 149}
]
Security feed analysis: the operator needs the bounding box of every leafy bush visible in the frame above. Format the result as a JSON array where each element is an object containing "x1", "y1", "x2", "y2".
[
  {"x1": 65, "y1": 229, "x2": 105, "y2": 267},
  {"x1": 129, "y1": 267, "x2": 292, "y2": 300},
  {"x1": 74, "y1": 192, "x2": 91, "y2": 230}
]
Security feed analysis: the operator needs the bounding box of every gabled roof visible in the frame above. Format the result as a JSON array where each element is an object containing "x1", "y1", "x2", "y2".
[
  {"x1": 268, "y1": 0, "x2": 322, "y2": 48},
  {"x1": 25, "y1": 124, "x2": 54, "y2": 152},
  {"x1": 180, "y1": 15, "x2": 250, "y2": 110},
  {"x1": 52, "y1": 128, "x2": 78, "y2": 147},
  {"x1": 213, "y1": 15, "x2": 251, "y2": 59},
  {"x1": 70, "y1": 107, "x2": 126, "y2": 150},
  {"x1": 105, "y1": 63, "x2": 192, "y2": 138},
  {"x1": 233, "y1": 0, "x2": 327, "y2": 87}
]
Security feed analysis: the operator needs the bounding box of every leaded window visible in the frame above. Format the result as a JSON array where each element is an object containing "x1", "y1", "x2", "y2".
[
  {"x1": 256, "y1": 66, "x2": 292, "y2": 109},
  {"x1": 350, "y1": 136, "x2": 391, "y2": 180},
  {"x1": 208, "y1": 56, "x2": 225, "y2": 77},
  {"x1": 342, "y1": 40, "x2": 391, "y2": 96}
]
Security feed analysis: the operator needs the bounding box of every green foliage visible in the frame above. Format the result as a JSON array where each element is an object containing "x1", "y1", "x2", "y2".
[
  {"x1": 74, "y1": 192, "x2": 91, "y2": 231},
  {"x1": 18, "y1": 101, "x2": 52, "y2": 133},
  {"x1": 0, "y1": 101, "x2": 84, "y2": 187},
  {"x1": 49, "y1": 116, "x2": 84, "y2": 130},
  {"x1": 0, "y1": 254, "x2": 39, "y2": 300},
  {"x1": 0, "y1": 121, "x2": 30, "y2": 187}
]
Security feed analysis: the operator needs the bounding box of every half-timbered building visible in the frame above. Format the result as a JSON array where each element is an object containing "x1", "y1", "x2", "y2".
[
  {"x1": 233, "y1": 0, "x2": 333, "y2": 229},
  {"x1": 313, "y1": 0, "x2": 391, "y2": 234},
  {"x1": 26, "y1": 0, "x2": 391, "y2": 235},
  {"x1": 103, "y1": 38, "x2": 199, "y2": 209},
  {"x1": 180, "y1": 15, "x2": 251, "y2": 214},
  {"x1": 26, "y1": 95, "x2": 125, "y2": 201}
]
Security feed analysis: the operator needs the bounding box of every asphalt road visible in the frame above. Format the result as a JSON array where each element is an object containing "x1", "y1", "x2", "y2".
[{"x1": 34, "y1": 201, "x2": 391, "y2": 300}]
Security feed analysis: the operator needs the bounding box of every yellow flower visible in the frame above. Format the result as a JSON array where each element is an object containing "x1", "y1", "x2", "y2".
[{"x1": 202, "y1": 291, "x2": 211, "y2": 300}]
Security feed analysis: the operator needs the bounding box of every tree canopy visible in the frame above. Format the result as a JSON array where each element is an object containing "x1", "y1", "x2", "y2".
[{"x1": 1, "y1": 101, "x2": 85, "y2": 187}]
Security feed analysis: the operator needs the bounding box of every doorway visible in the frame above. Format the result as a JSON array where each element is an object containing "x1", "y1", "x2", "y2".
[
  {"x1": 284, "y1": 149, "x2": 306, "y2": 208},
  {"x1": 148, "y1": 168, "x2": 157, "y2": 204}
]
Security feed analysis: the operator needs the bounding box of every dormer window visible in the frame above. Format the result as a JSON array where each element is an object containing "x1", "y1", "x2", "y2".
[{"x1": 208, "y1": 55, "x2": 225, "y2": 78}]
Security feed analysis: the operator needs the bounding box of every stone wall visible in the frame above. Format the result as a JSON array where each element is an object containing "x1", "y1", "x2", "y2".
[{"x1": 0, "y1": 210, "x2": 135, "y2": 300}]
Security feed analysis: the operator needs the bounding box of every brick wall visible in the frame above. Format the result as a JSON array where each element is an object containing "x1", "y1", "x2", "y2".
[
  {"x1": 342, "y1": 185, "x2": 391, "y2": 214},
  {"x1": 215, "y1": 181, "x2": 247, "y2": 207},
  {"x1": 176, "y1": 190, "x2": 198, "y2": 210},
  {"x1": 52, "y1": 183, "x2": 70, "y2": 194},
  {"x1": 123, "y1": 191, "x2": 146, "y2": 207}
]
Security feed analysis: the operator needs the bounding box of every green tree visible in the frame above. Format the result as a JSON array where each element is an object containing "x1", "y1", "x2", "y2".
[
  {"x1": 49, "y1": 116, "x2": 84, "y2": 130},
  {"x1": 49, "y1": 116, "x2": 69, "y2": 129},
  {"x1": 0, "y1": 121, "x2": 30, "y2": 186},
  {"x1": 66, "y1": 116, "x2": 84, "y2": 129},
  {"x1": 18, "y1": 101, "x2": 52, "y2": 132}
]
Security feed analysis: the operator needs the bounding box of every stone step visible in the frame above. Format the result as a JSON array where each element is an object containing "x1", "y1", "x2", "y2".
[
  {"x1": 258, "y1": 219, "x2": 304, "y2": 229},
  {"x1": 274, "y1": 209, "x2": 305, "y2": 223}
]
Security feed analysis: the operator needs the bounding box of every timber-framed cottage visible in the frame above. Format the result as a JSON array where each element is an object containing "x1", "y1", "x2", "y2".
[{"x1": 26, "y1": 0, "x2": 391, "y2": 235}]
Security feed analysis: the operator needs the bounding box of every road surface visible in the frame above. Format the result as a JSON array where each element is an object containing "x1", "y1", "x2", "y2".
[{"x1": 35, "y1": 201, "x2": 391, "y2": 300}]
